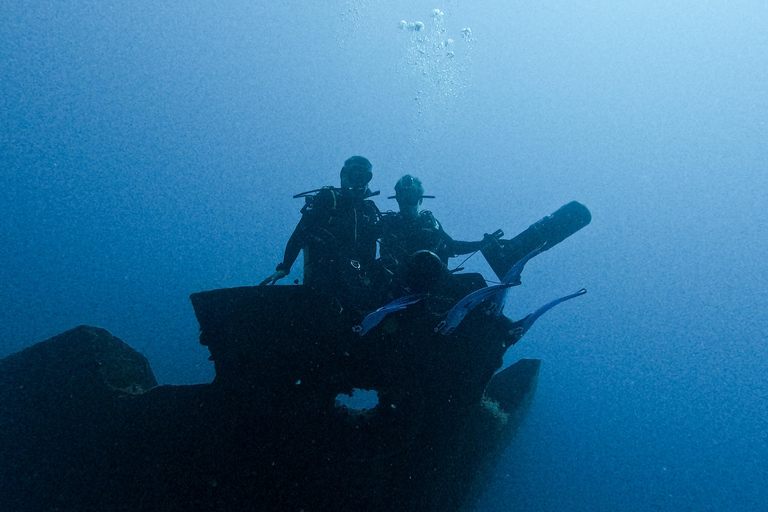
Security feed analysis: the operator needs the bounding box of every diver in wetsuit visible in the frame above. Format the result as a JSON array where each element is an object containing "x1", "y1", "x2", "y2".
[
  {"x1": 379, "y1": 175, "x2": 490, "y2": 277},
  {"x1": 260, "y1": 156, "x2": 381, "y2": 306}
]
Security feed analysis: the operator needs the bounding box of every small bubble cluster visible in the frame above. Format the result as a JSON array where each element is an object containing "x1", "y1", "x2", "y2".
[
  {"x1": 396, "y1": 6, "x2": 476, "y2": 133},
  {"x1": 399, "y1": 20, "x2": 425, "y2": 31}
]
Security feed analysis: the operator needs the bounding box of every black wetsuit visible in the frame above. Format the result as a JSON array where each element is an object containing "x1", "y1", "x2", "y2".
[
  {"x1": 379, "y1": 210, "x2": 484, "y2": 272},
  {"x1": 278, "y1": 187, "x2": 381, "y2": 304}
]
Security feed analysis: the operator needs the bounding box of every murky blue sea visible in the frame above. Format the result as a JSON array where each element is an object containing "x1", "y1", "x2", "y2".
[{"x1": 2, "y1": 1, "x2": 766, "y2": 510}]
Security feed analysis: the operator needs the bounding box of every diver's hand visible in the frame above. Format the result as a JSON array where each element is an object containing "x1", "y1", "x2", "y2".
[
  {"x1": 476, "y1": 232, "x2": 498, "y2": 251},
  {"x1": 259, "y1": 269, "x2": 288, "y2": 286}
]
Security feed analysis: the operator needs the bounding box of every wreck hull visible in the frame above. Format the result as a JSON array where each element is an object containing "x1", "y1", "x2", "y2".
[{"x1": 0, "y1": 281, "x2": 540, "y2": 511}]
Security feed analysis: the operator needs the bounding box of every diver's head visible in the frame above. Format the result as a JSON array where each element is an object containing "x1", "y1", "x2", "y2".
[
  {"x1": 393, "y1": 174, "x2": 426, "y2": 207},
  {"x1": 340, "y1": 156, "x2": 373, "y2": 198},
  {"x1": 404, "y1": 250, "x2": 446, "y2": 292}
]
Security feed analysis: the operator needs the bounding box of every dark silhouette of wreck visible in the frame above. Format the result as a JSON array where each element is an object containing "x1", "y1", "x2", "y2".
[{"x1": 0, "y1": 202, "x2": 590, "y2": 512}]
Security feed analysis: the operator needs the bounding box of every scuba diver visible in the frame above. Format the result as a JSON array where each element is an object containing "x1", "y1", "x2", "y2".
[
  {"x1": 379, "y1": 175, "x2": 492, "y2": 280},
  {"x1": 260, "y1": 156, "x2": 382, "y2": 308}
]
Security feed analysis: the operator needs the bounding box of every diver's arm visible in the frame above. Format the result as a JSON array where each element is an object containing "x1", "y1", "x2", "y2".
[
  {"x1": 447, "y1": 238, "x2": 487, "y2": 256},
  {"x1": 278, "y1": 223, "x2": 305, "y2": 273},
  {"x1": 260, "y1": 216, "x2": 310, "y2": 285},
  {"x1": 439, "y1": 223, "x2": 490, "y2": 257}
]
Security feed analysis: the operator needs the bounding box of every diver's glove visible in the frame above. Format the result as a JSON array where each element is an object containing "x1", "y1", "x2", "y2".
[
  {"x1": 259, "y1": 263, "x2": 290, "y2": 286},
  {"x1": 483, "y1": 229, "x2": 504, "y2": 244}
]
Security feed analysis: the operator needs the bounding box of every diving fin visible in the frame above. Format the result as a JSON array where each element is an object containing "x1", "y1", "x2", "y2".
[
  {"x1": 355, "y1": 293, "x2": 425, "y2": 336},
  {"x1": 437, "y1": 283, "x2": 515, "y2": 335},
  {"x1": 505, "y1": 288, "x2": 586, "y2": 347}
]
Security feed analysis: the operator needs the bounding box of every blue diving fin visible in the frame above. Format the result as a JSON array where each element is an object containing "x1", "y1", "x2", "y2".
[
  {"x1": 493, "y1": 243, "x2": 547, "y2": 312},
  {"x1": 355, "y1": 294, "x2": 425, "y2": 336},
  {"x1": 500, "y1": 243, "x2": 546, "y2": 286},
  {"x1": 440, "y1": 243, "x2": 548, "y2": 336},
  {"x1": 437, "y1": 283, "x2": 515, "y2": 335},
  {"x1": 506, "y1": 288, "x2": 586, "y2": 346}
]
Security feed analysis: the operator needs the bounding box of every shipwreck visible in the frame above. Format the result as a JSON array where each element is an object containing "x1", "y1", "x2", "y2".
[{"x1": 0, "y1": 201, "x2": 590, "y2": 512}]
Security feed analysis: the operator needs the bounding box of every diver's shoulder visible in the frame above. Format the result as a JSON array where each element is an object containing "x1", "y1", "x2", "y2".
[
  {"x1": 363, "y1": 197, "x2": 381, "y2": 214},
  {"x1": 419, "y1": 210, "x2": 440, "y2": 226},
  {"x1": 306, "y1": 186, "x2": 339, "y2": 209}
]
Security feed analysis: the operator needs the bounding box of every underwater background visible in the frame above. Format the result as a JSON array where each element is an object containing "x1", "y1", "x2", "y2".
[{"x1": 1, "y1": 0, "x2": 766, "y2": 510}]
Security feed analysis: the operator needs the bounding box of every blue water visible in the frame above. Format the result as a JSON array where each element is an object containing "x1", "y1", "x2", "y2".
[{"x1": 2, "y1": 1, "x2": 766, "y2": 510}]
